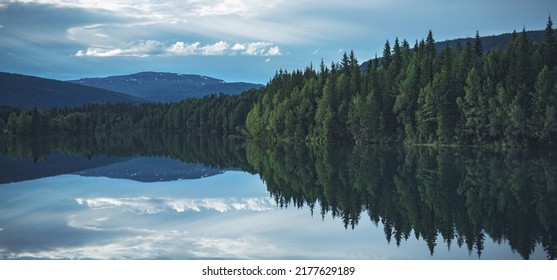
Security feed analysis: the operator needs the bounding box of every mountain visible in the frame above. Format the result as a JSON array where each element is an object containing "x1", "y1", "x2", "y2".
[
  {"x1": 74, "y1": 157, "x2": 226, "y2": 182},
  {"x1": 70, "y1": 72, "x2": 264, "y2": 102},
  {"x1": 431, "y1": 30, "x2": 545, "y2": 52},
  {"x1": 0, "y1": 153, "x2": 227, "y2": 184},
  {"x1": 0, "y1": 72, "x2": 143, "y2": 109},
  {"x1": 360, "y1": 29, "x2": 546, "y2": 71},
  {"x1": 0, "y1": 153, "x2": 126, "y2": 184}
]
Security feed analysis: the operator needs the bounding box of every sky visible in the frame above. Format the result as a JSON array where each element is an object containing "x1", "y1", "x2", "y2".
[{"x1": 0, "y1": 0, "x2": 556, "y2": 84}]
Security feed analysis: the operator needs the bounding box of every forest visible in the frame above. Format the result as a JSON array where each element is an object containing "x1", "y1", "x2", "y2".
[
  {"x1": 246, "y1": 17, "x2": 557, "y2": 145},
  {"x1": 1, "y1": 17, "x2": 556, "y2": 146}
]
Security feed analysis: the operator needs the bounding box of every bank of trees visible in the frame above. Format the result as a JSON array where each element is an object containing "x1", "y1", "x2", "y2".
[
  {"x1": 0, "y1": 89, "x2": 257, "y2": 136},
  {"x1": 246, "y1": 17, "x2": 557, "y2": 145}
]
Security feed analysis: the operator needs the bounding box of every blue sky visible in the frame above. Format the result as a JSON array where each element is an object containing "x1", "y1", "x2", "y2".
[{"x1": 0, "y1": 0, "x2": 556, "y2": 84}]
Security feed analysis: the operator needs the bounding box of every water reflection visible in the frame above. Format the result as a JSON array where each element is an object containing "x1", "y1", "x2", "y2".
[
  {"x1": 248, "y1": 143, "x2": 557, "y2": 259},
  {"x1": 0, "y1": 134, "x2": 555, "y2": 259}
]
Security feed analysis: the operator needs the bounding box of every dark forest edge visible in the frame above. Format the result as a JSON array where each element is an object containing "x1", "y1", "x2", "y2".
[{"x1": 1, "y1": 16, "x2": 557, "y2": 146}]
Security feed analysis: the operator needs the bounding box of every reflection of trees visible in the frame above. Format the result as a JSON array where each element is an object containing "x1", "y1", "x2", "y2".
[
  {"x1": 2, "y1": 133, "x2": 556, "y2": 259},
  {"x1": 245, "y1": 141, "x2": 557, "y2": 259},
  {"x1": 0, "y1": 133, "x2": 251, "y2": 171}
]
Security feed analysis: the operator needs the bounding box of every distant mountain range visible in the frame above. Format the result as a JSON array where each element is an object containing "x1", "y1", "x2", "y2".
[
  {"x1": 74, "y1": 157, "x2": 226, "y2": 182},
  {"x1": 0, "y1": 72, "x2": 143, "y2": 109},
  {"x1": 70, "y1": 72, "x2": 264, "y2": 102},
  {"x1": 0, "y1": 71, "x2": 264, "y2": 108},
  {"x1": 360, "y1": 29, "x2": 546, "y2": 71},
  {"x1": 0, "y1": 153, "x2": 227, "y2": 184}
]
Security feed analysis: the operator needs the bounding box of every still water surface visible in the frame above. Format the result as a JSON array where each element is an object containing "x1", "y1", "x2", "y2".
[{"x1": 0, "y1": 135, "x2": 554, "y2": 259}]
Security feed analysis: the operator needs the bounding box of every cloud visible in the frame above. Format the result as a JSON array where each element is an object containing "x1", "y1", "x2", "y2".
[
  {"x1": 75, "y1": 40, "x2": 164, "y2": 57},
  {"x1": 201, "y1": 40, "x2": 229, "y2": 55},
  {"x1": 189, "y1": 0, "x2": 282, "y2": 17},
  {"x1": 168, "y1": 41, "x2": 201, "y2": 55},
  {"x1": 76, "y1": 196, "x2": 275, "y2": 214},
  {"x1": 76, "y1": 40, "x2": 282, "y2": 57},
  {"x1": 267, "y1": 46, "x2": 281, "y2": 56}
]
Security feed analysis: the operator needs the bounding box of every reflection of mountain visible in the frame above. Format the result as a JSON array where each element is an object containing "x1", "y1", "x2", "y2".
[
  {"x1": 74, "y1": 157, "x2": 226, "y2": 182},
  {"x1": 0, "y1": 153, "x2": 125, "y2": 184}
]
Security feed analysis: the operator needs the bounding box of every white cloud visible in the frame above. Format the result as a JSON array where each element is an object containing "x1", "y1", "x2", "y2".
[
  {"x1": 75, "y1": 40, "x2": 164, "y2": 57},
  {"x1": 243, "y1": 42, "x2": 271, "y2": 55},
  {"x1": 267, "y1": 45, "x2": 281, "y2": 56},
  {"x1": 231, "y1": 43, "x2": 246, "y2": 51},
  {"x1": 265, "y1": 58, "x2": 271, "y2": 62},
  {"x1": 167, "y1": 41, "x2": 201, "y2": 55},
  {"x1": 201, "y1": 40, "x2": 229, "y2": 55},
  {"x1": 229, "y1": 42, "x2": 282, "y2": 56},
  {"x1": 76, "y1": 40, "x2": 282, "y2": 57},
  {"x1": 190, "y1": 0, "x2": 282, "y2": 17},
  {"x1": 75, "y1": 196, "x2": 275, "y2": 214}
]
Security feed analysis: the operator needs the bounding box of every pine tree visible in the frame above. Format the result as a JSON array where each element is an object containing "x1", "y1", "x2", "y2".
[
  {"x1": 435, "y1": 45, "x2": 456, "y2": 144},
  {"x1": 530, "y1": 66, "x2": 553, "y2": 142},
  {"x1": 458, "y1": 67, "x2": 486, "y2": 143},
  {"x1": 473, "y1": 31, "x2": 483, "y2": 58},
  {"x1": 382, "y1": 40, "x2": 392, "y2": 68},
  {"x1": 416, "y1": 83, "x2": 437, "y2": 143},
  {"x1": 394, "y1": 61, "x2": 420, "y2": 142},
  {"x1": 541, "y1": 15, "x2": 557, "y2": 70}
]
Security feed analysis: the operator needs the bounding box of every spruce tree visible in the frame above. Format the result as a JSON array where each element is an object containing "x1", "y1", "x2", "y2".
[{"x1": 542, "y1": 15, "x2": 556, "y2": 70}]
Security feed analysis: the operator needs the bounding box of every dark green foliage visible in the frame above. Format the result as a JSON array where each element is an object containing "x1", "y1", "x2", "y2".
[
  {"x1": 244, "y1": 17, "x2": 557, "y2": 146},
  {"x1": 1, "y1": 90, "x2": 257, "y2": 137}
]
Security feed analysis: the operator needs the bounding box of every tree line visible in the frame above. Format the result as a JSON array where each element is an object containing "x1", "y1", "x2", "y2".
[
  {"x1": 246, "y1": 17, "x2": 557, "y2": 145},
  {"x1": 0, "y1": 89, "x2": 257, "y2": 137}
]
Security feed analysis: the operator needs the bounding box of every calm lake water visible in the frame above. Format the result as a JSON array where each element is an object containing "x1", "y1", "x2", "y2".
[{"x1": 0, "y1": 134, "x2": 555, "y2": 259}]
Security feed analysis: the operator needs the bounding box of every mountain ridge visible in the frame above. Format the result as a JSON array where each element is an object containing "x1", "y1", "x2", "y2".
[
  {"x1": 360, "y1": 29, "x2": 547, "y2": 70},
  {"x1": 0, "y1": 72, "x2": 144, "y2": 109},
  {"x1": 69, "y1": 71, "x2": 264, "y2": 102}
]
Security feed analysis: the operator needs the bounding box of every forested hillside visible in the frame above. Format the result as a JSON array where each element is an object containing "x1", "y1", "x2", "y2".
[
  {"x1": 246, "y1": 18, "x2": 557, "y2": 146},
  {"x1": 0, "y1": 90, "x2": 257, "y2": 136}
]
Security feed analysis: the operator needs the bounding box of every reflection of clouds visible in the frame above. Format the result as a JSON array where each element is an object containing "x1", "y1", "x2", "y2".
[
  {"x1": 190, "y1": 237, "x2": 278, "y2": 259},
  {"x1": 1, "y1": 230, "x2": 191, "y2": 260},
  {"x1": 75, "y1": 197, "x2": 274, "y2": 214},
  {"x1": 1, "y1": 233, "x2": 281, "y2": 260}
]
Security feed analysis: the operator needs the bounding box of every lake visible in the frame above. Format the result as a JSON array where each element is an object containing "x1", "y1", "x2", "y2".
[{"x1": 0, "y1": 134, "x2": 555, "y2": 259}]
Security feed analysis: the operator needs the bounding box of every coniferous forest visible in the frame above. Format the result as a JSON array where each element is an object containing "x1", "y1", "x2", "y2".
[{"x1": 1, "y1": 17, "x2": 557, "y2": 146}]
